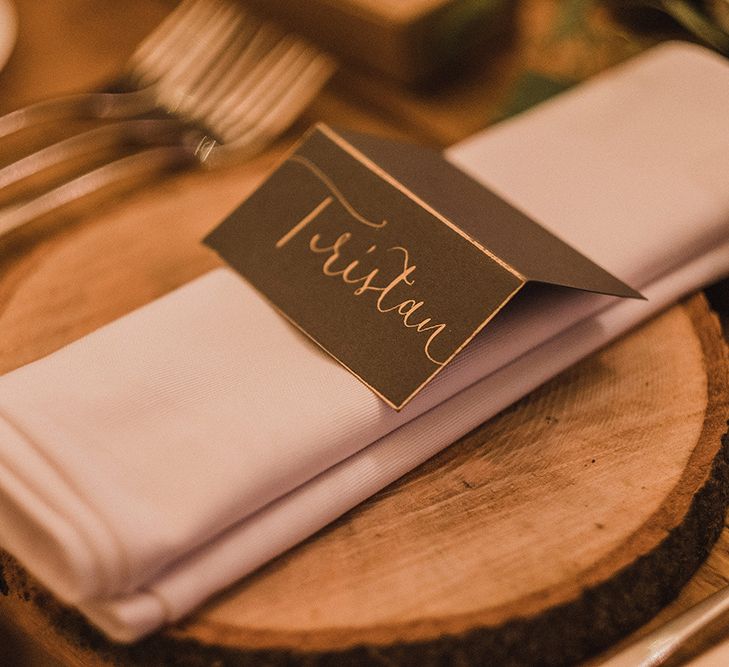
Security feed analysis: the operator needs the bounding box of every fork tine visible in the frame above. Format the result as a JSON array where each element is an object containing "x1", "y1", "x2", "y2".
[
  {"x1": 239, "y1": 53, "x2": 336, "y2": 134},
  {"x1": 239, "y1": 47, "x2": 324, "y2": 118},
  {"x1": 133, "y1": 1, "x2": 235, "y2": 91},
  {"x1": 205, "y1": 35, "x2": 305, "y2": 131},
  {"x1": 212, "y1": 41, "x2": 316, "y2": 139},
  {"x1": 219, "y1": 53, "x2": 336, "y2": 157},
  {"x1": 225, "y1": 66, "x2": 336, "y2": 163},
  {"x1": 187, "y1": 22, "x2": 284, "y2": 122},
  {"x1": 179, "y1": 14, "x2": 260, "y2": 108},
  {"x1": 129, "y1": 0, "x2": 215, "y2": 84},
  {"x1": 151, "y1": 5, "x2": 245, "y2": 112},
  {"x1": 131, "y1": 0, "x2": 200, "y2": 65},
  {"x1": 216, "y1": 47, "x2": 316, "y2": 138}
]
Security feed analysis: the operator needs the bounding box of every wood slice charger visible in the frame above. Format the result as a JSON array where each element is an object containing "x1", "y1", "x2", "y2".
[{"x1": 1, "y1": 291, "x2": 728, "y2": 666}]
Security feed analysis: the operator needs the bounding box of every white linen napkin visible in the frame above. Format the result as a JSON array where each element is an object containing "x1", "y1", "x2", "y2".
[{"x1": 0, "y1": 42, "x2": 727, "y2": 642}]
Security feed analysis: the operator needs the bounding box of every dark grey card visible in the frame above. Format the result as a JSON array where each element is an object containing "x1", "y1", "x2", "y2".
[{"x1": 205, "y1": 124, "x2": 639, "y2": 409}]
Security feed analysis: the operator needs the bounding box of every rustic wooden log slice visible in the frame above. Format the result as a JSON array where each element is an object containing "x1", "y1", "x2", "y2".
[{"x1": 1, "y1": 293, "x2": 728, "y2": 666}]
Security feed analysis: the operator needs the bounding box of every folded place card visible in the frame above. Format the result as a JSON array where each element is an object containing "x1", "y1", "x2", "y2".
[{"x1": 205, "y1": 124, "x2": 640, "y2": 408}]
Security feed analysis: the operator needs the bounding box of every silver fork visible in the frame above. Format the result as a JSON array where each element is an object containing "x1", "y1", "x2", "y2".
[{"x1": 0, "y1": 0, "x2": 335, "y2": 237}]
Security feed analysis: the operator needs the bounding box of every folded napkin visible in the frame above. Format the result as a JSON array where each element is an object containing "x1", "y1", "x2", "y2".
[{"x1": 0, "y1": 42, "x2": 728, "y2": 642}]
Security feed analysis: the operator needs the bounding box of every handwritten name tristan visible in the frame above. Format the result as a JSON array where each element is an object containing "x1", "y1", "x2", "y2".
[{"x1": 275, "y1": 155, "x2": 449, "y2": 367}]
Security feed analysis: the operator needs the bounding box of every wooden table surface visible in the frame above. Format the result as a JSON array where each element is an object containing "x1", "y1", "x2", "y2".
[{"x1": 1, "y1": 1, "x2": 728, "y2": 665}]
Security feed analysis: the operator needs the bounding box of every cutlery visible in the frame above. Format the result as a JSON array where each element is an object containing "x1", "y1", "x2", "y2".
[{"x1": 0, "y1": 0, "x2": 335, "y2": 237}]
